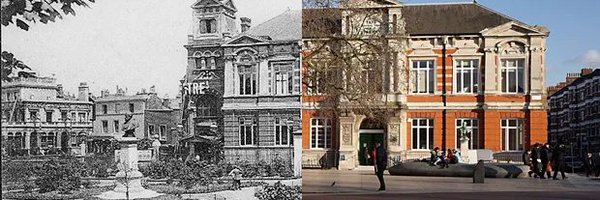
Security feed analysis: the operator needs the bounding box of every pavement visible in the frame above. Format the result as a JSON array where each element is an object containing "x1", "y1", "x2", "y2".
[
  {"x1": 302, "y1": 169, "x2": 600, "y2": 200},
  {"x1": 181, "y1": 179, "x2": 301, "y2": 200}
]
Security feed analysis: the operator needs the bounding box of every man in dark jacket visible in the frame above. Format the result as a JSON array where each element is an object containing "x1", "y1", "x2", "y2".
[
  {"x1": 541, "y1": 143, "x2": 551, "y2": 179},
  {"x1": 552, "y1": 142, "x2": 567, "y2": 180},
  {"x1": 522, "y1": 149, "x2": 533, "y2": 177},
  {"x1": 584, "y1": 152, "x2": 593, "y2": 177},
  {"x1": 373, "y1": 142, "x2": 387, "y2": 191},
  {"x1": 531, "y1": 143, "x2": 543, "y2": 178}
]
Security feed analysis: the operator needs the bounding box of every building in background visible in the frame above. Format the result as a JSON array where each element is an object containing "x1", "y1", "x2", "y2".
[
  {"x1": 182, "y1": 0, "x2": 301, "y2": 165},
  {"x1": 548, "y1": 68, "x2": 599, "y2": 157},
  {"x1": 91, "y1": 86, "x2": 182, "y2": 153},
  {"x1": 302, "y1": 0, "x2": 549, "y2": 169},
  {"x1": 1, "y1": 75, "x2": 93, "y2": 155}
]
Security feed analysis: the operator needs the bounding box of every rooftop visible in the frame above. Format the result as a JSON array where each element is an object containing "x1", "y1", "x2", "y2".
[
  {"x1": 302, "y1": 2, "x2": 548, "y2": 38},
  {"x1": 247, "y1": 9, "x2": 301, "y2": 41}
]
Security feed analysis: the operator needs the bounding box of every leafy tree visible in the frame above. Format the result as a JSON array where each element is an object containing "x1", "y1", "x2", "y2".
[
  {"x1": 1, "y1": 0, "x2": 95, "y2": 31},
  {"x1": 1, "y1": 51, "x2": 35, "y2": 81}
]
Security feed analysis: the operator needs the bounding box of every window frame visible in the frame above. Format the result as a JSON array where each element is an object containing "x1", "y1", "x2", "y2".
[
  {"x1": 500, "y1": 58, "x2": 526, "y2": 94},
  {"x1": 274, "y1": 117, "x2": 292, "y2": 146},
  {"x1": 453, "y1": 59, "x2": 480, "y2": 94},
  {"x1": 239, "y1": 117, "x2": 258, "y2": 146},
  {"x1": 310, "y1": 118, "x2": 332, "y2": 149},
  {"x1": 410, "y1": 59, "x2": 436, "y2": 94},
  {"x1": 411, "y1": 118, "x2": 434, "y2": 150},
  {"x1": 500, "y1": 119, "x2": 524, "y2": 151}
]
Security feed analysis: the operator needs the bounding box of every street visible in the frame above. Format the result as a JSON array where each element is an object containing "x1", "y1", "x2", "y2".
[{"x1": 302, "y1": 169, "x2": 600, "y2": 200}]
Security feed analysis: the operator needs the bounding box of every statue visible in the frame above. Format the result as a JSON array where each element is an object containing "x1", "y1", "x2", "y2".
[
  {"x1": 459, "y1": 122, "x2": 471, "y2": 141},
  {"x1": 121, "y1": 113, "x2": 139, "y2": 138}
]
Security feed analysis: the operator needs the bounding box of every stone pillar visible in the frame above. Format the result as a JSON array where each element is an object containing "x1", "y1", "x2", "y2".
[
  {"x1": 56, "y1": 132, "x2": 61, "y2": 148},
  {"x1": 151, "y1": 138, "x2": 161, "y2": 161},
  {"x1": 387, "y1": 116, "x2": 402, "y2": 165},
  {"x1": 80, "y1": 142, "x2": 86, "y2": 156},
  {"x1": 97, "y1": 137, "x2": 160, "y2": 199},
  {"x1": 460, "y1": 137, "x2": 470, "y2": 163},
  {"x1": 24, "y1": 132, "x2": 31, "y2": 150}
]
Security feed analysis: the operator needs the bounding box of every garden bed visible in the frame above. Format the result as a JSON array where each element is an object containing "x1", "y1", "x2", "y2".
[
  {"x1": 1, "y1": 186, "x2": 112, "y2": 200},
  {"x1": 147, "y1": 181, "x2": 266, "y2": 194}
]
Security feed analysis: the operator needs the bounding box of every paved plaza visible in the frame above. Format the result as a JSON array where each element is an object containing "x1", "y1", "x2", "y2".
[{"x1": 302, "y1": 169, "x2": 600, "y2": 200}]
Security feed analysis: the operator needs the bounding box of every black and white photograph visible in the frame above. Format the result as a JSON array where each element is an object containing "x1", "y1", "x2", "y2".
[{"x1": 2, "y1": 0, "x2": 301, "y2": 199}]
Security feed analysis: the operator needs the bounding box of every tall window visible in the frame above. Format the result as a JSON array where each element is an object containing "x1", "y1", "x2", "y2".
[
  {"x1": 129, "y1": 103, "x2": 135, "y2": 113},
  {"x1": 102, "y1": 120, "x2": 108, "y2": 133},
  {"x1": 114, "y1": 120, "x2": 119, "y2": 133},
  {"x1": 102, "y1": 105, "x2": 107, "y2": 114},
  {"x1": 239, "y1": 117, "x2": 258, "y2": 146},
  {"x1": 274, "y1": 117, "x2": 291, "y2": 146},
  {"x1": 149, "y1": 124, "x2": 155, "y2": 137},
  {"x1": 411, "y1": 60, "x2": 435, "y2": 93},
  {"x1": 159, "y1": 125, "x2": 166, "y2": 140},
  {"x1": 46, "y1": 111, "x2": 53, "y2": 122},
  {"x1": 501, "y1": 119, "x2": 523, "y2": 151},
  {"x1": 501, "y1": 59, "x2": 525, "y2": 93},
  {"x1": 199, "y1": 19, "x2": 216, "y2": 34},
  {"x1": 412, "y1": 118, "x2": 434, "y2": 149},
  {"x1": 239, "y1": 65, "x2": 257, "y2": 95},
  {"x1": 115, "y1": 103, "x2": 120, "y2": 114},
  {"x1": 455, "y1": 118, "x2": 479, "y2": 149},
  {"x1": 78, "y1": 113, "x2": 86, "y2": 122},
  {"x1": 454, "y1": 59, "x2": 479, "y2": 94},
  {"x1": 273, "y1": 63, "x2": 293, "y2": 95},
  {"x1": 310, "y1": 118, "x2": 332, "y2": 149}
]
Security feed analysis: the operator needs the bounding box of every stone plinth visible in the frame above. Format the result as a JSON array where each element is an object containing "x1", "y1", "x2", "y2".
[{"x1": 97, "y1": 137, "x2": 161, "y2": 199}]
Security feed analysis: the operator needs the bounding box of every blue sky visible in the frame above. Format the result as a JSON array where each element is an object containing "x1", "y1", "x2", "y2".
[{"x1": 403, "y1": 0, "x2": 600, "y2": 86}]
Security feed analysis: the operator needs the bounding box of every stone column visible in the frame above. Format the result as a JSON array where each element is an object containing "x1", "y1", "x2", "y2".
[
  {"x1": 97, "y1": 137, "x2": 160, "y2": 199},
  {"x1": 24, "y1": 132, "x2": 31, "y2": 150},
  {"x1": 387, "y1": 116, "x2": 402, "y2": 165},
  {"x1": 56, "y1": 132, "x2": 61, "y2": 148}
]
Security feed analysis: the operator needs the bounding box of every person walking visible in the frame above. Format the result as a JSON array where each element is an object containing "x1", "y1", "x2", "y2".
[
  {"x1": 584, "y1": 152, "x2": 593, "y2": 177},
  {"x1": 228, "y1": 166, "x2": 242, "y2": 190},
  {"x1": 373, "y1": 142, "x2": 387, "y2": 191},
  {"x1": 531, "y1": 143, "x2": 543, "y2": 178},
  {"x1": 541, "y1": 143, "x2": 551, "y2": 179},
  {"x1": 552, "y1": 142, "x2": 568, "y2": 180},
  {"x1": 522, "y1": 149, "x2": 533, "y2": 177}
]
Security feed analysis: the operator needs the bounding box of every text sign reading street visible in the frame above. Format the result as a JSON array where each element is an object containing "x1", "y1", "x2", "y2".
[{"x1": 182, "y1": 82, "x2": 208, "y2": 95}]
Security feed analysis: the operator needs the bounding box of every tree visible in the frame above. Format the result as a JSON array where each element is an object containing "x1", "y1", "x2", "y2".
[
  {"x1": 302, "y1": 0, "x2": 409, "y2": 123},
  {"x1": 1, "y1": 0, "x2": 95, "y2": 31}
]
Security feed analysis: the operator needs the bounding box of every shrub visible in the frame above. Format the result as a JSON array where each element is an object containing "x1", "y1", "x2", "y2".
[
  {"x1": 255, "y1": 181, "x2": 301, "y2": 200},
  {"x1": 34, "y1": 157, "x2": 84, "y2": 194}
]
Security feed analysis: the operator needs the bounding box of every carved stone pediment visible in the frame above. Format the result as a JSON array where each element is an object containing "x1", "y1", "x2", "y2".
[
  {"x1": 224, "y1": 34, "x2": 267, "y2": 45},
  {"x1": 193, "y1": 70, "x2": 220, "y2": 80},
  {"x1": 481, "y1": 22, "x2": 547, "y2": 37},
  {"x1": 192, "y1": 0, "x2": 222, "y2": 8},
  {"x1": 343, "y1": 0, "x2": 401, "y2": 8},
  {"x1": 498, "y1": 41, "x2": 526, "y2": 56}
]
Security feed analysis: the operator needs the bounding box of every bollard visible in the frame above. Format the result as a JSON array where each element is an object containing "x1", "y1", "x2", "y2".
[{"x1": 473, "y1": 159, "x2": 485, "y2": 183}]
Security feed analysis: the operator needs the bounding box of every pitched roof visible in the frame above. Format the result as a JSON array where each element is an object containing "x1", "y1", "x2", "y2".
[
  {"x1": 403, "y1": 3, "x2": 520, "y2": 35},
  {"x1": 247, "y1": 10, "x2": 301, "y2": 41},
  {"x1": 302, "y1": 2, "x2": 539, "y2": 38}
]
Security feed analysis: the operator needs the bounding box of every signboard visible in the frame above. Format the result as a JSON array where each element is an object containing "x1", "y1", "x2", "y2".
[{"x1": 182, "y1": 82, "x2": 209, "y2": 95}]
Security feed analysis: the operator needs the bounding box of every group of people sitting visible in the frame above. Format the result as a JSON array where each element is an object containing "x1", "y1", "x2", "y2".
[{"x1": 430, "y1": 147, "x2": 461, "y2": 168}]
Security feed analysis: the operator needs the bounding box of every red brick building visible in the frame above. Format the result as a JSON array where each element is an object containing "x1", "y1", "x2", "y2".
[{"x1": 302, "y1": 0, "x2": 549, "y2": 169}]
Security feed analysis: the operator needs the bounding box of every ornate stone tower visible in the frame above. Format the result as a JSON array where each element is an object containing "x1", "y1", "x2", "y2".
[{"x1": 190, "y1": 0, "x2": 238, "y2": 43}]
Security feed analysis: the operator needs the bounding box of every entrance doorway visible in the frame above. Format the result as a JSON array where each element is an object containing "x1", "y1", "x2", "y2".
[
  {"x1": 358, "y1": 130, "x2": 384, "y2": 165},
  {"x1": 358, "y1": 118, "x2": 386, "y2": 166}
]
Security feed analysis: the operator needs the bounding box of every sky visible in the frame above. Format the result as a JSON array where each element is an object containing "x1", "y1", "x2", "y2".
[
  {"x1": 2, "y1": 0, "x2": 598, "y2": 97},
  {"x1": 1, "y1": 0, "x2": 301, "y2": 98},
  {"x1": 403, "y1": 0, "x2": 600, "y2": 87}
]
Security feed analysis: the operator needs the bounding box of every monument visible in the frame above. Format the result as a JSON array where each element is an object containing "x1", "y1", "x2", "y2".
[
  {"x1": 458, "y1": 122, "x2": 478, "y2": 164},
  {"x1": 97, "y1": 113, "x2": 161, "y2": 199}
]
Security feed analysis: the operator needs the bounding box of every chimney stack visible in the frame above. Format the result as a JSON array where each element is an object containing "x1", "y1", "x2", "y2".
[
  {"x1": 78, "y1": 82, "x2": 89, "y2": 101},
  {"x1": 581, "y1": 68, "x2": 594, "y2": 76},
  {"x1": 241, "y1": 17, "x2": 251, "y2": 33}
]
